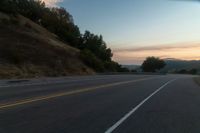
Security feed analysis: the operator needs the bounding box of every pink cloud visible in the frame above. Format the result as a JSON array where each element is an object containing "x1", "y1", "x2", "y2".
[{"x1": 112, "y1": 42, "x2": 200, "y2": 64}]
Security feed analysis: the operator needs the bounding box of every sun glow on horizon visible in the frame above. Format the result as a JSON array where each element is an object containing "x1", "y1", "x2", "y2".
[{"x1": 113, "y1": 42, "x2": 200, "y2": 65}]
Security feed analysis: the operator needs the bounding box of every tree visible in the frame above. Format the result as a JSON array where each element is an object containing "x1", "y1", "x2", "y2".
[
  {"x1": 0, "y1": 0, "x2": 124, "y2": 73},
  {"x1": 80, "y1": 31, "x2": 113, "y2": 61},
  {"x1": 178, "y1": 69, "x2": 187, "y2": 74},
  {"x1": 0, "y1": 0, "x2": 18, "y2": 14},
  {"x1": 80, "y1": 49, "x2": 104, "y2": 72},
  {"x1": 189, "y1": 69, "x2": 197, "y2": 75},
  {"x1": 141, "y1": 57, "x2": 166, "y2": 72}
]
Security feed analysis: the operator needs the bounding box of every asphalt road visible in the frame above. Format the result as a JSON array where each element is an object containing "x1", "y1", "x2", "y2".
[{"x1": 0, "y1": 74, "x2": 200, "y2": 133}]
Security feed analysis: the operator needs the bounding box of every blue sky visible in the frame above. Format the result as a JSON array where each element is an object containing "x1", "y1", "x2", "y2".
[{"x1": 53, "y1": 0, "x2": 200, "y2": 64}]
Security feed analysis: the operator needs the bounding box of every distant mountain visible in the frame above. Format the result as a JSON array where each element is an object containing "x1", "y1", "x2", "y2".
[
  {"x1": 160, "y1": 59, "x2": 200, "y2": 73},
  {"x1": 122, "y1": 65, "x2": 140, "y2": 70}
]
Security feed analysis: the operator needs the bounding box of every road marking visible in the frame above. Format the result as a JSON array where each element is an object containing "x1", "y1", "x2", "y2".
[
  {"x1": 0, "y1": 77, "x2": 162, "y2": 110},
  {"x1": 104, "y1": 79, "x2": 176, "y2": 133},
  {"x1": 0, "y1": 77, "x2": 114, "y2": 88},
  {"x1": 0, "y1": 76, "x2": 150, "y2": 88}
]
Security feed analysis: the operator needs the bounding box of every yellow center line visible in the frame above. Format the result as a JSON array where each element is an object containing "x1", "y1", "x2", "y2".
[{"x1": 0, "y1": 76, "x2": 163, "y2": 110}]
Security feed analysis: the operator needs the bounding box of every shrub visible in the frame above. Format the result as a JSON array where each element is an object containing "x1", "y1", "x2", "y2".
[
  {"x1": 80, "y1": 49, "x2": 104, "y2": 72},
  {"x1": 141, "y1": 56, "x2": 166, "y2": 72},
  {"x1": 0, "y1": 0, "x2": 17, "y2": 14}
]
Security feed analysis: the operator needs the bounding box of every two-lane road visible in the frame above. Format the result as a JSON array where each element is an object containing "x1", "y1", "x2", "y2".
[{"x1": 0, "y1": 74, "x2": 199, "y2": 133}]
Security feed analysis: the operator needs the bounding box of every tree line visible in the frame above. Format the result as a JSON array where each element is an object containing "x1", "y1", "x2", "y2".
[
  {"x1": 174, "y1": 69, "x2": 198, "y2": 75},
  {"x1": 0, "y1": 0, "x2": 129, "y2": 72}
]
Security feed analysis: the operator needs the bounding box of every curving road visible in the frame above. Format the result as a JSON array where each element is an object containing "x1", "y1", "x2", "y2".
[{"x1": 0, "y1": 74, "x2": 199, "y2": 133}]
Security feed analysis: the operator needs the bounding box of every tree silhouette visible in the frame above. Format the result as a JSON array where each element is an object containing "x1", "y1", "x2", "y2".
[{"x1": 141, "y1": 57, "x2": 166, "y2": 72}]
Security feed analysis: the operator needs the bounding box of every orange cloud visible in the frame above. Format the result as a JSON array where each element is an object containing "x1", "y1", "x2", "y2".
[{"x1": 113, "y1": 42, "x2": 200, "y2": 64}]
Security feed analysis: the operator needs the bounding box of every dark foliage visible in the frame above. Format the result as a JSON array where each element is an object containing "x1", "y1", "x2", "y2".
[
  {"x1": 80, "y1": 31, "x2": 113, "y2": 62},
  {"x1": 0, "y1": 0, "x2": 125, "y2": 72},
  {"x1": 189, "y1": 69, "x2": 198, "y2": 74},
  {"x1": 131, "y1": 69, "x2": 137, "y2": 72},
  {"x1": 141, "y1": 56, "x2": 166, "y2": 72},
  {"x1": 175, "y1": 69, "x2": 198, "y2": 75},
  {"x1": 80, "y1": 49, "x2": 105, "y2": 72},
  {"x1": 0, "y1": 0, "x2": 17, "y2": 14}
]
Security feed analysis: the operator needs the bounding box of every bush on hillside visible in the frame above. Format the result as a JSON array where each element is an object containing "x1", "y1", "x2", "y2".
[
  {"x1": 0, "y1": 0, "x2": 125, "y2": 73},
  {"x1": 80, "y1": 49, "x2": 104, "y2": 72},
  {"x1": 0, "y1": 0, "x2": 17, "y2": 14}
]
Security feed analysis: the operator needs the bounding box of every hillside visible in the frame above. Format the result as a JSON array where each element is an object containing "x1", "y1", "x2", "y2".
[
  {"x1": 0, "y1": 12, "x2": 94, "y2": 78},
  {"x1": 160, "y1": 58, "x2": 200, "y2": 73}
]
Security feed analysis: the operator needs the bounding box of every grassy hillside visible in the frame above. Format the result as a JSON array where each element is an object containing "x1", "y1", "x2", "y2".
[
  {"x1": 0, "y1": 12, "x2": 94, "y2": 78},
  {"x1": 0, "y1": 0, "x2": 128, "y2": 77}
]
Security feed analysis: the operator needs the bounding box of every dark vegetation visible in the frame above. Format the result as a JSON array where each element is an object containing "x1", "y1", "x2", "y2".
[
  {"x1": 141, "y1": 57, "x2": 166, "y2": 72},
  {"x1": 160, "y1": 59, "x2": 200, "y2": 74},
  {"x1": 174, "y1": 69, "x2": 198, "y2": 75},
  {"x1": 0, "y1": 13, "x2": 94, "y2": 78},
  {"x1": 0, "y1": 0, "x2": 126, "y2": 73},
  {"x1": 122, "y1": 65, "x2": 140, "y2": 72}
]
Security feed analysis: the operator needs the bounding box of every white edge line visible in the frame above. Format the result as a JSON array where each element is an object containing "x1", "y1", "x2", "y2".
[{"x1": 104, "y1": 78, "x2": 177, "y2": 133}]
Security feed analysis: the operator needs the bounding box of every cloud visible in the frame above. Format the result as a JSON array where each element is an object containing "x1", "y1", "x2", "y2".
[
  {"x1": 42, "y1": 0, "x2": 63, "y2": 7},
  {"x1": 112, "y1": 42, "x2": 200, "y2": 64},
  {"x1": 113, "y1": 42, "x2": 200, "y2": 52}
]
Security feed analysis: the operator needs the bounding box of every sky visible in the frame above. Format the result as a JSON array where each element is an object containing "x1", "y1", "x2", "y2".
[{"x1": 43, "y1": 0, "x2": 200, "y2": 65}]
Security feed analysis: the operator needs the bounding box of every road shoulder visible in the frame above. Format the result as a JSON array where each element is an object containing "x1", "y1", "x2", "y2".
[{"x1": 193, "y1": 76, "x2": 200, "y2": 86}]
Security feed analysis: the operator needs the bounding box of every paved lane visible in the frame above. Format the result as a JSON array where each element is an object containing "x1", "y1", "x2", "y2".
[
  {"x1": 0, "y1": 75, "x2": 154, "y2": 103},
  {"x1": 114, "y1": 76, "x2": 200, "y2": 133},
  {"x1": 0, "y1": 74, "x2": 198, "y2": 133}
]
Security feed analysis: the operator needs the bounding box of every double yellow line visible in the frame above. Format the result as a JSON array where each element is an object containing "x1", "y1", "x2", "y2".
[{"x1": 0, "y1": 76, "x2": 161, "y2": 110}]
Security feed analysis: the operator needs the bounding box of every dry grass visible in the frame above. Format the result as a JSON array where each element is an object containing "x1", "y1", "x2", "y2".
[{"x1": 0, "y1": 12, "x2": 94, "y2": 79}]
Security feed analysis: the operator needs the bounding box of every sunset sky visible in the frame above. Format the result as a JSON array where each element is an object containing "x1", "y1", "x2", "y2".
[{"x1": 43, "y1": 0, "x2": 200, "y2": 65}]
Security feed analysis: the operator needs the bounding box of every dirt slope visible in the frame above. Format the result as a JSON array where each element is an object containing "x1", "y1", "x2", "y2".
[{"x1": 0, "y1": 12, "x2": 94, "y2": 79}]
